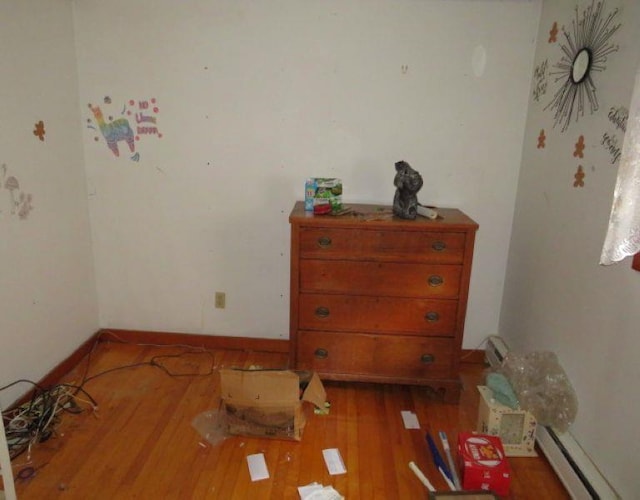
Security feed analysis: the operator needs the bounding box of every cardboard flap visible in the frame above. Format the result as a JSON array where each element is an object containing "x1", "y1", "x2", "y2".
[
  {"x1": 220, "y1": 369, "x2": 300, "y2": 404},
  {"x1": 302, "y1": 372, "x2": 327, "y2": 408}
]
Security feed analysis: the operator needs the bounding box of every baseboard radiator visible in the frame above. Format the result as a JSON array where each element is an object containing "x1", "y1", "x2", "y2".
[
  {"x1": 485, "y1": 336, "x2": 619, "y2": 499},
  {"x1": 536, "y1": 426, "x2": 618, "y2": 499}
]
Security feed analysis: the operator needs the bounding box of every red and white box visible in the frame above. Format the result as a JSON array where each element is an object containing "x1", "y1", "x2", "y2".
[{"x1": 458, "y1": 432, "x2": 511, "y2": 496}]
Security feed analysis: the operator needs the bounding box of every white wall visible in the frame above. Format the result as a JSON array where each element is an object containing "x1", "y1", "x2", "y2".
[
  {"x1": 0, "y1": 0, "x2": 98, "y2": 407},
  {"x1": 501, "y1": 1, "x2": 640, "y2": 496},
  {"x1": 72, "y1": 0, "x2": 541, "y2": 347}
]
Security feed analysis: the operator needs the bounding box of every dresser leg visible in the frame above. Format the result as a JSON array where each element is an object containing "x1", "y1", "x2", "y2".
[
  {"x1": 442, "y1": 384, "x2": 462, "y2": 404},
  {"x1": 428, "y1": 379, "x2": 462, "y2": 404}
]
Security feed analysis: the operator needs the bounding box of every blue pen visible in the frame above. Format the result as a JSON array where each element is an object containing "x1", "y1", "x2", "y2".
[{"x1": 426, "y1": 432, "x2": 454, "y2": 485}]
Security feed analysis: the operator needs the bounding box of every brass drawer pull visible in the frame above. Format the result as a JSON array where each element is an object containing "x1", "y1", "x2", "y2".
[
  {"x1": 314, "y1": 348, "x2": 328, "y2": 359},
  {"x1": 425, "y1": 311, "x2": 440, "y2": 322},
  {"x1": 421, "y1": 354, "x2": 435, "y2": 364},
  {"x1": 432, "y1": 240, "x2": 447, "y2": 252},
  {"x1": 428, "y1": 275, "x2": 444, "y2": 287},
  {"x1": 315, "y1": 306, "x2": 330, "y2": 318},
  {"x1": 317, "y1": 236, "x2": 332, "y2": 248}
]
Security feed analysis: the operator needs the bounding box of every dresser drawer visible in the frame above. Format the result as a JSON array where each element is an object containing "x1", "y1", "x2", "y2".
[
  {"x1": 299, "y1": 293, "x2": 457, "y2": 336},
  {"x1": 297, "y1": 331, "x2": 454, "y2": 380},
  {"x1": 300, "y1": 260, "x2": 462, "y2": 298},
  {"x1": 299, "y1": 228, "x2": 466, "y2": 264}
]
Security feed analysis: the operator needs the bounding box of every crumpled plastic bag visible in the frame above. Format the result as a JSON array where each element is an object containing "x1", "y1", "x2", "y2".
[
  {"x1": 499, "y1": 350, "x2": 578, "y2": 432},
  {"x1": 191, "y1": 408, "x2": 229, "y2": 447}
]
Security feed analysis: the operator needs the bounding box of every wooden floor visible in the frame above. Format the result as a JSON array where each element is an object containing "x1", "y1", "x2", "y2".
[{"x1": 6, "y1": 339, "x2": 569, "y2": 499}]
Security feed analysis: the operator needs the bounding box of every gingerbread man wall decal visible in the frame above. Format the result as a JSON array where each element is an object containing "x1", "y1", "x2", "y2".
[
  {"x1": 573, "y1": 165, "x2": 585, "y2": 187},
  {"x1": 537, "y1": 129, "x2": 546, "y2": 149},
  {"x1": 33, "y1": 120, "x2": 45, "y2": 141},
  {"x1": 573, "y1": 135, "x2": 585, "y2": 158},
  {"x1": 548, "y1": 22, "x2": 558, "y2": 43}
]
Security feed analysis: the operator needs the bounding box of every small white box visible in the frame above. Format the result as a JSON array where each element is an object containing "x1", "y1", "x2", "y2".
[{"x1": 477, "y1": 386, "x2": 537, "y2": 457}]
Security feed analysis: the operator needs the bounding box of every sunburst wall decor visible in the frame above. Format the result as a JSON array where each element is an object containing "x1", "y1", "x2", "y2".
[{"x1": 545, "y1": 1, "x2": 621, "y2": 132}]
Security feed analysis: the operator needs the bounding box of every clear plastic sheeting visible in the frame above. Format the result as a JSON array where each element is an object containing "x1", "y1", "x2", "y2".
[
  {"x1": 499, "y1": 351, "x2": 578, "y2": 432},
  {"x1": 191, "y1": 408, "x2": 230, "y2": 447}
]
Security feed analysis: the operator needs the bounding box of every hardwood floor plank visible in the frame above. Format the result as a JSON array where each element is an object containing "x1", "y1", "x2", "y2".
[
  {"x1": 343, "y1": 384, "x2": 362, "y2": 499},
  {"x1": 295, "y1": 393, "x2": 328, "y2": 491},
  {"x1": 382, "y1": 385, "x2": 424, "y2": 499},
  {"x1": 8, "y1": 341, "x2": 569, "y2": 499},
  {"x1": 327, "y1": 384, "x2": 349, "y2": 496}
]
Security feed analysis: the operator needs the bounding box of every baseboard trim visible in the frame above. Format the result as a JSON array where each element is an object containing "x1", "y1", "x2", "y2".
[{"x1": 98, "y1": 328, "x2": 290, "y2": 354}]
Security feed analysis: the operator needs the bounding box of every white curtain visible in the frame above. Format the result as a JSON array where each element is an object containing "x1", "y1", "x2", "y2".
[{"x1": 600, "y1": 64, "x2": 640, "y2": 265}]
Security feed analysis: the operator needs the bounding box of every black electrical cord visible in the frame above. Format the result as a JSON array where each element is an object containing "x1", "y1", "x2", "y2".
[
  {"x1": 1, "y1": 335, "x2": 216, "y2": 459},
  {"x1": 78, "y1": 347, "x2": 216, "y2": 385},
  {"x1": 1, "y1": 381, "x2": 78, "y2": 459},
  {"x1": 76, "y1": 330, "x2": 216, "y2": 386},
  {"x1": 0, "y1": 378, "x2": 46, "y2": 394}
]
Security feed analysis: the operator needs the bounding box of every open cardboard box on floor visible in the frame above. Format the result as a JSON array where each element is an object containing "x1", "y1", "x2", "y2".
[{"x1": 219, "y1": 369, "x2": 327, "y2": 441}]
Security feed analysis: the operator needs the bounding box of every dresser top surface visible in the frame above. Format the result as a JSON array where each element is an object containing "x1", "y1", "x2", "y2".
[{"x1": 289, "y1": 201, "x2": 478, "y2": 231}]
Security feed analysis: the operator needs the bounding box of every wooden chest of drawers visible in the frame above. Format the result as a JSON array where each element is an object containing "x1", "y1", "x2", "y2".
[{"x1": 289, "y1": 202, "x2": 478, "y2": 403}]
